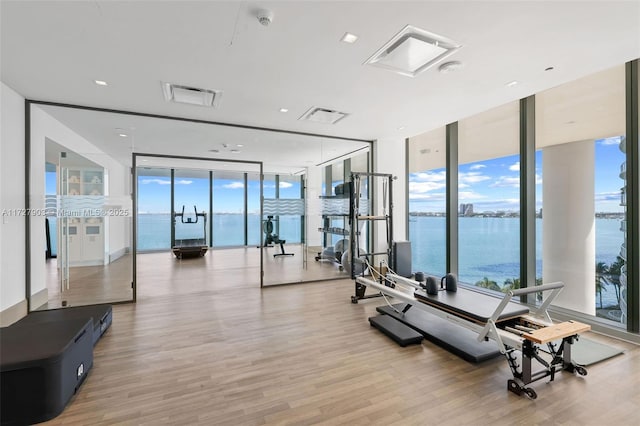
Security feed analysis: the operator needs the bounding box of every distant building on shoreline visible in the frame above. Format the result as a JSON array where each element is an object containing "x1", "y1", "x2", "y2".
[{"x1": 459, "y1": 203, "x2": 474, "y2": 216}]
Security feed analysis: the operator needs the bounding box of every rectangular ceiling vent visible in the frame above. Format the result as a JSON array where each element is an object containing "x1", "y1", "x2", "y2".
[
  {"x1": 162, "y1": 82, "x2": 222, "y2": 108},
  {"x1": 299, "y1": 107, "x2": 349, "y2": 124},
  {"x1": 365, "y1": 24, "x2": 461, "y2": 77}
]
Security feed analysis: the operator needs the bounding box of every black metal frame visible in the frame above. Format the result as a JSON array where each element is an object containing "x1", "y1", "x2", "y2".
[{"x1": 350, "y1": 171, "x2": 394, "y2": 303}]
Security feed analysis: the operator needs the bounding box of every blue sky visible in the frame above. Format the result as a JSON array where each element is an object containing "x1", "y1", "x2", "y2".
[
  {"x1": 409, "y1": 136, "x2": 626, "y2": 213},
  {"x1": 137, "y1": 175, "x2": 301, "y2": 214}
]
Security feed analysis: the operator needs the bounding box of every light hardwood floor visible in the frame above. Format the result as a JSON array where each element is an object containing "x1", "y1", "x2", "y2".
[
  {"x1": 41, "y1": 246, "x2": 349, "y2": 309},
  {"x1": 42, "y1": 270, "x2": 639, "y2": 425}
]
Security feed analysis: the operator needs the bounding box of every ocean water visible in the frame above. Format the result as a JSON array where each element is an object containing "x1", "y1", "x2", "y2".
[
  {"x1": 52, "y1": 213, "x2": 622, "y2": 307},
  {"x1": 409, "y1": 216, "x2": 624, "y2": 307},
  {"x1": 137, "y1": 214, "x2": 301, "y2": 249}
]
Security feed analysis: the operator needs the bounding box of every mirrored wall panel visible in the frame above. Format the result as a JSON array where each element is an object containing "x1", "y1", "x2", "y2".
[{"x1": 29, "y1": 102, "x2": 371, "y2": 307}]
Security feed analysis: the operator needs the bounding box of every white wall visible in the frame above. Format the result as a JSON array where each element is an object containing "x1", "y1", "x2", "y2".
[{"x1": 0, "y1": 82, "x2": 26, "y2": 313}]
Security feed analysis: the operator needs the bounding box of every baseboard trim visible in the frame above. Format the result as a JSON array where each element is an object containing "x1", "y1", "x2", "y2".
[
  {"x1": 30, "y1": 287, "x2": 49, "y2": 311},
  {"x1": 110, "y1": 246, "x2": 129, "y2": 263},
  {"x1": 0, "y1": 299, "x2": 27, "y2": 327}
]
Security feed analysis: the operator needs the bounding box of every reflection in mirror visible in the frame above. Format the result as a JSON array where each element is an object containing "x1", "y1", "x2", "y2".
[
  {"x1": 32, "y1": 125, "x2": 133, "y2": 310},
  {"x1": 29, "y1": 102, "x2": 371, "y2": 304}
]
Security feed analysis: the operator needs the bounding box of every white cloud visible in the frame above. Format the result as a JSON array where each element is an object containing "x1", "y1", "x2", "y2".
[
  {"x1": 409, "y1": 181, "x2": 446, "y2": 194},
  {"x1": 459, "y1": 172, "x2": 491, "y2": 185},
  {"x1": 140, "y1": 178, "x2": 170, "y2": 185},
  {"x1": 279, "y1": 182, "x2": 293, "y2": 189},
  {"x1": 458, "y1": 191, "x2": 486, "y2": 201},
  {"x1": 535, "y1": 173, "x2": 542, "y2": 185},
  {"x1": 223, "y1": 182, "x2": 244, "y2": 189},
  {"x1": 140, "y1": 178, "x2": 192, "y2": 185},
  {"x1": 595, "y1": 191, "x2": 621, "y2": 202},
  {"x1": 409, "y1": 192, "x2": 446, "y2": 201},
  {"x1": 490, "y1": 176, "x2": 520, "y2": 188},
  {"x1": 509, "y1": 161, "x2": 520, "y2": 172},
  {"x1": 469, "y1": 164, "x2": 486, "y2": 170},
  {"x1": 598, "y1": 136, "x2": 622, "y2": 146},
  {"x1": 410, "y1": 170, "x2": 446, "y2": 183}
]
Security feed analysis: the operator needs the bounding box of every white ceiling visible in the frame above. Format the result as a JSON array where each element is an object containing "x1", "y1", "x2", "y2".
[{"x1": 2, "y1": 1, "x2": 639, "y2": 169}]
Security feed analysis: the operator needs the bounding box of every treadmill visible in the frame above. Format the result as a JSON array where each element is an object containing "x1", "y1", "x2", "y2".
[{"x1": 172, "y1": 205, "x2": 208, "y2": 259}]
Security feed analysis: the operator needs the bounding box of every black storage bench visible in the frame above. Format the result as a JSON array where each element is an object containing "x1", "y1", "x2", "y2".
[
  {"x1": 0, "y1": 318, "x2": 94, "y2": 425},
  {"x1": 15, "y1": 304, "x2": 112, "y2": 346}
]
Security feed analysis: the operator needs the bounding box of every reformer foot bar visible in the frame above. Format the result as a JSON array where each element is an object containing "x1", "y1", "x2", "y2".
[{"x1": 356, "y1": 275, "x2": 590, "y2": 399}]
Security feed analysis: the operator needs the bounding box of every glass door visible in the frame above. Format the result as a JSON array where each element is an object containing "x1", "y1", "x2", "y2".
[{"x1": 35, "y1": 143, "x2": 133, "y2": 310}]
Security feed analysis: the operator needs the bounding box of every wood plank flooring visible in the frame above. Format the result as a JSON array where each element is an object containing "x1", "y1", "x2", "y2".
[
  {"x1": 42, "y1": 245, "x2": 348, "y2": 309},
  {"x1": 40, "y1": 266, "x2": 640, "y2": 425}
]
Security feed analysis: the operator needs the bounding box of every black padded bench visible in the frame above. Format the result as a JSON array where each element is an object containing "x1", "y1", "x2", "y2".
[
  {"x1": 0, "y1": 318, "x2": 94, "y2": 425},
  {"x1": 0, "y1": 304, "x2": 112, "y2": 425},
  {"x1": 16, "y1": 304, "x2": 113, "y2": 346}
]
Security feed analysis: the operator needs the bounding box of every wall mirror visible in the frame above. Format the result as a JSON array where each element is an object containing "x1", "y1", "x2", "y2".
[{"x1": 28, "y1": 102, "x2": 371, "y2": 310}]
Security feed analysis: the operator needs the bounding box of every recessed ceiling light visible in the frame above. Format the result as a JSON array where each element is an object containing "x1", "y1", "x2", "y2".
[
  {"x1": 236, "y1": 144, "x2": 244, "y2": 147},
  {"x1": 230, "y1": 149, "x2": 241, "y2": 154},
  {"x1": 397, "y1": 126, "x2": 406, "y2": 130},
  {"x1": 506, "y1": 80, "x2": 519, "y2": 87},
  {"x1": 279, "y1": 108, "x2": 289, "y2": 113},
  {"x1": 94, "y1": 80, "x2": 108, "y2": 86},
  {"x1": 118, "y1": 133, "x2": 128, "y2": 138},
  {"x1": 341, "y1": 32, "x2": 359, "y2": 44}
]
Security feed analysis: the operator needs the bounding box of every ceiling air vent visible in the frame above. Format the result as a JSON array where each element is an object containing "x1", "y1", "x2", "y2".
[
  {"x1": 162, "y1": 82, "x2": 222, "y2": 108},
  {"x1": 365, "y1": 25, "x2": 461, "y2": 77},
  {"x1": 299, "y1": 107, "x2": 349, "y2": 124}
]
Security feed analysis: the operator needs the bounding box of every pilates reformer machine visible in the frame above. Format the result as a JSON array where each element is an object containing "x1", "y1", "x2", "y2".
[{"x1": 356, "y1": 271, "x2": 590, "y2": 399}]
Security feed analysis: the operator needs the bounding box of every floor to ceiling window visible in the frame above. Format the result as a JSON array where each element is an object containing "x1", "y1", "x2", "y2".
[
  {"x1": 174, "y1": 169, "x2": 210, "y2": 248},
  {"x1": 407, "y1": 127, "x2": 447, "y2": 277},
  {"x1": 212, "y1": 171, "x2": 245, "y2": 247},
  {"x1": 248, "y1": 172, "x2": 268, "y2": 246},
  {"x1": 536, "y1": 64, "x2": 627, "y2": 325},
  {"x1": 277, "y1": 174, "x2": 303, "y2": 243},
  {"x1": 458, "y1": 101, "x2": 520, "y2": 290},
  {"x1": 137, "y1": 168, "x2": 172, "y2": 251}
]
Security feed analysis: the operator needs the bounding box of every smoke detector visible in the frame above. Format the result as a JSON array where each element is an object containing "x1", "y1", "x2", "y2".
[{"x1": 257, "y1": 9, "x2": 273, "y2": 26}]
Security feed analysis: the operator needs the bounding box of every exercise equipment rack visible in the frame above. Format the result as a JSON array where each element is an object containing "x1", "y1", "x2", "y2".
[{"x1": 349, "y1": 171, "x2": 394, "y2": 303}]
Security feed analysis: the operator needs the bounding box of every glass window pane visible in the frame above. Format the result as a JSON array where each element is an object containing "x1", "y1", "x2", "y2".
[
  {"x1": 458, "y1": 101, "x2": 520, "y2": 290},
  {"x1": 278, "y1": 175, "x2": 302, "y2": 244},
  {"x1": 174, "y1": 169, "x2": 210, "y2": 247},
  {"x1": 137, "y1": 168, "x2": 172, "y2": 251},
  {"x1": 536, "y1": 64, "x2": 626, "y2": 325},
  {"x1": 408, "y1": 127, "x2": 447, "y2": 277},
  {"x1": 247, "y1": 172, "x2": 265, "y2": 246},
  {"x1": 212, "y1": 171, "x2": 245, "y2": 247}
]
